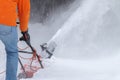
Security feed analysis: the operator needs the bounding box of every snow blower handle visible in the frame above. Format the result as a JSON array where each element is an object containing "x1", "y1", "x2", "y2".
[
  {"x1": 25, "y1": 40, "x2": 44, "y2": 68},
  {"x1": 20, "y1": 30, "x2": 30, "y2": 44},
  {"x1": 19, "y1": 32, "x2": 44, "y2": 68},
  {"x1": 19, "y1": 30, "x2": 36, "y2": 60},
  {"x1": 19, "y1": 30, "x2": 35, "y2": 52}
]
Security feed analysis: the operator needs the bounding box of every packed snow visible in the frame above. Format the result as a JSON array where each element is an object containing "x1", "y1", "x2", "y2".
[{"x1": 0, "y1": 0, "x2": 120, "y2": 80}]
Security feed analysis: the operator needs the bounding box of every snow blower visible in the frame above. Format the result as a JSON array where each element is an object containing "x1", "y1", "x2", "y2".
[
  {"x1": 17, "y1": 38, "x2": 44, "y2": 79},
  {"x1": 17, "y1": 39, "x2": 57, "y2": 79},
  {"x1": 18, "y1": 41, "x2": 57, "y2": 79},
  {"x1": 16, "y1": 22, "x2": 57, "y2": 79}
]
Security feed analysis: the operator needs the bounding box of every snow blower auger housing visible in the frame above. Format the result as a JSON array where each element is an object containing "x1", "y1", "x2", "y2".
[{"x1": 40, "y1": 41, "x2": 57, "y2": 58}]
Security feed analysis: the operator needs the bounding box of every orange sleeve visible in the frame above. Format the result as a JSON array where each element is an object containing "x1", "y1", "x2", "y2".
[{"x1": 17, "y1": 0, "x2": 30, "y2": 32}]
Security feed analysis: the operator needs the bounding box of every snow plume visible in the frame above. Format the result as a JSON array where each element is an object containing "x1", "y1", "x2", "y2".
[{"x1": 50, "y1": 0, "x2": 120, "y2": 59}]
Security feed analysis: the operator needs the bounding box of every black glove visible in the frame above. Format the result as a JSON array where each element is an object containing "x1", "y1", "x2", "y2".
[{"x1": 20, "y1": 30, "x2": 30, "y2": 44}]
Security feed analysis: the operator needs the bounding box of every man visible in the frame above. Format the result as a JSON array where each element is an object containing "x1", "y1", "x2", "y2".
[{"x1": 0, "y1": 0, "x2": 30, "y2": 80}]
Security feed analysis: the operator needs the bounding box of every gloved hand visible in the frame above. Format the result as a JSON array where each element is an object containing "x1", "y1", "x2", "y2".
[{"x1": 20, "y1": 30, "x2": 30, "y2": 44}]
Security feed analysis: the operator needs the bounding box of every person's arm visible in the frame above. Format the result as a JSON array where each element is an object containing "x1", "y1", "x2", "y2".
[{"x1": 17, "y1": 0, "x2": 30, "y2": 32}]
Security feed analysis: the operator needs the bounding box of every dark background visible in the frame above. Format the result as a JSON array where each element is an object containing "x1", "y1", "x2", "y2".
[{"x1": 30, "y1": 0, "x2": 75, "y2": 23}]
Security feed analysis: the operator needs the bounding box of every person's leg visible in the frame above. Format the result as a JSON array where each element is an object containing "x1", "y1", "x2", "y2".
[{"x1": 0, "y1": 25, "x2": 18, "y2": 80}]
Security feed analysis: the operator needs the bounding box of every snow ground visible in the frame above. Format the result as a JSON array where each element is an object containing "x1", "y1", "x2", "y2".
[
  {"x1": 0, "y1": 0, "x2": 120, "y2": 80},
  {"x1": 22, "y1": 56, "x2": 120, "y2": 80}
]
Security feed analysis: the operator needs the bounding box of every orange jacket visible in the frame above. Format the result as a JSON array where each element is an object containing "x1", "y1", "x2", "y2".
[{"x1": 0, "y1": 0, "x2": 30, "y2": 32}]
